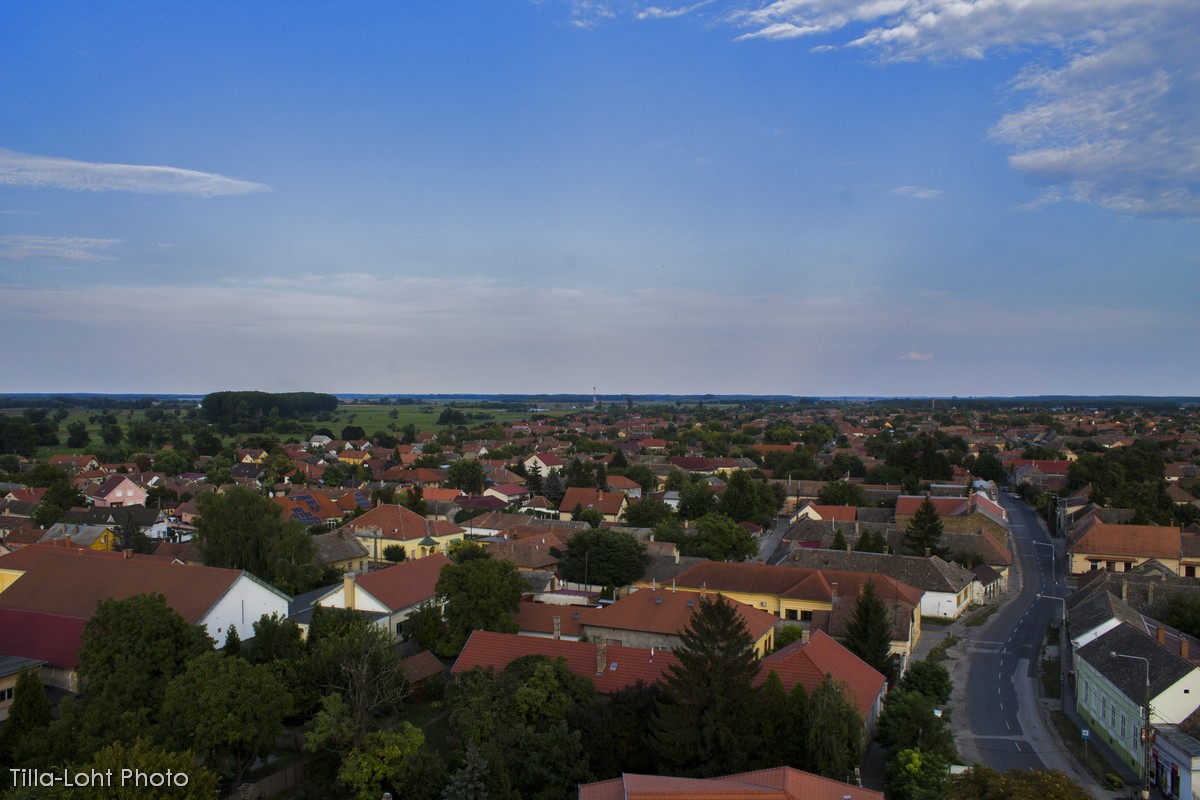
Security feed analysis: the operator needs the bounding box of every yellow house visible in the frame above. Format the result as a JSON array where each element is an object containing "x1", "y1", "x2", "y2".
[
  {"x1": 337, "y1": 449, "x2": 370, "y2": 466},
  {"x1": 662, "y1": 561, "x2": 924, "y2": 669},
  {"x1": 1068, "y1": 520, "x2": 1182, "y2": 576},
  {"x1": 338, "y1": 504, "x2": 465, "y2": 562},
  {"x1": 38, "y1": 524, "x2": 120, "y2": 552}
]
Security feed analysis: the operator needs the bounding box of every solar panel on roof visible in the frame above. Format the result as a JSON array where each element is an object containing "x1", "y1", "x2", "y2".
[
  {"x1": 353, "y1": 492, "x2": 370, "y2": 509},
  {"x1": 291, "y1": 509, "x2": 321, "y2": 526}
]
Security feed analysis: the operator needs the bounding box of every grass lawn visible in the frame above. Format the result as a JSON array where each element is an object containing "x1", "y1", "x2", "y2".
[
  {"x1": 964, "y1": 605, "x2": 999, "y2": 627},
  {"x1": 926, "y1": 635, "x2": 960, "y2": 664},
  {"x1": 1050, "y1": 710, "x2": 1129, "y2": 789},
  {"x1": 1041, "y1": 656, "x2": 1062, "y2": 699}
]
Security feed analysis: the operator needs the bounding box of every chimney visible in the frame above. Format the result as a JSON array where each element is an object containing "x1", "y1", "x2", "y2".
[
  {"x1": 924, "y1": 547, "x2": 931, "y2": 558},
  {"x1": 674, "y1": 548, "x2": 680, "y2": 566},
  {"x1": 846, "y1": 542, "x2": 852, "y2": 554},
  {"x1": 123, "y1": 548, "x2": 133, "y2": 560},
  {"x1": 1149, "y1": 582, "x2": 1156, "y2": 603},
  {"x1": 801, "y1": 628, "x2": 809, "y2": 643},
  {"x1": 1122, "y1": 579, "x2": 1129, "y2": 601},
  {"x1": 65, "y1": 534, "x2": 72, "y2": 547},
  {"x1": 343, "y1": 572, "x2": 356, "y2": 611},
  {"x1": 831, "y1": 581, "x2": 839, "y2": 599},
  {"x1": 596, "y1": 642, "x2": 606, "y2": 675},
  {"x1": 1158, "y1": 626, "x2": 1166, "y2": 645},
  {"x1": 1184, "y1": 639, "x2": 1190, "y2": 660},
  {"x1": 553, "y1": 616, "x2": 561, "y2": 640}
]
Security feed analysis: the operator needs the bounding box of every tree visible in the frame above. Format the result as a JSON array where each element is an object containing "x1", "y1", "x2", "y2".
[
  {"x1": 309, "y1": 618, "x2": 412, "y2": 747},
  {"x1": 100, "y1": 422, "x2": 123, "y2": 447},
  {"x1": 306, "y1": 693, "x2": 426, "y2": 800},
  {"x1": 621, "y1": 498, "x2": 675, "y2": 528},
  {"x1": 942, "y1": 765, "x2": 1093, "y2": 800},
  {"x1": 719, "y1": 470, "x2": 777, "y2": 526},
  {"x1": 69, "y1": 738, "x2": 220, "y2": 800},
  {"x1": 66, "y1": 420, "x2": 90, "y2": 448},
  {"x1": 0, "y1": 670, "x2": 52, "y2": 765},
  {"x1": 804, "y1": 675, "x2": 863, "y2": 780},
  {"x1": 436, "y1": 557, "x2": 527, "y2": 652},
  {"x1": 678, "y1": 481, "x2": 716, "y2": 520},
  {"x1": 442, "y1": 743, "x2": 490, "y2": 800},
  {"x1": 558, "y1": 529, "x2": 648, "y2": 586},
  {"x1": 685, "y1": 513, "x2": 758, "y2": 562},
  {"x1": 886, "y1": 747, "x2": 949, "y2": 800},
  {"x1": 384, "y1": 544, "x2": 408, "y2": 563},
  {"x1": 854, "y1": 527, "x2": 887, "y2": 554},
  {"x1": 904, "y1": 496, "x2": 945, "y2": 557},
  {"x1": 341, "y1": 424, "x2": 366, "y2": 440},
  {"x1": 844, "y1": 580, "x2": 896, "y2": 676},
  {"x1": 160, "y1": 651, "x2": 290, "y2": 785},
  {"x1": 898, "y1": 659, "x2": 952, "y2": 705},
  {"x1": 223, "y1": 624, "x2": 242, "y2": 656},
  {"x1": 448, "y1": 459, "x2": 486, "y2": 495},
  {"x1": 875, "y1": 690, "x2": 957, "y2": 762},
  {"x1": 543, "y1": 470, "x2": 566, "y2": 505},
  {"x1": 653, "y1": 595, "x2": 762, "y2": 776},
  {"x1": 195, "y1": 486, "x2": 320, "y2": 593},
  {"x1": 829, "y1": 528, "x2": 848, "y2": 551},
  {"x1": 32, "y1": 479, "x2": 84, "y2": 528},
  {"x1": 818, "y1": 480, "x2": 865, "y2": 507}
]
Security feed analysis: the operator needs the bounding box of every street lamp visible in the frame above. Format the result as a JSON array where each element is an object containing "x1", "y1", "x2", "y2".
[
  {"x1": 1032, "y1": 539, "x2": 1057, "y2": 587},
  {"x1": 1111, "y1": 650, "x2": 1152, "y2": 800}
]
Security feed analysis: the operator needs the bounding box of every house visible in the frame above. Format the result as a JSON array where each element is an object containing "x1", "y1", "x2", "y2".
[
  {"x1": 88, "y1": 474, "x2": 148, "y2": 508},
  {"x1": 484, "y1": 484, "x2": 531, "y2": 506},
  {"x1": 315, "y1": 554, "x2": 451, "y2": 635},
  {"x1": 792, "y1": 502, "x2": 857, "y2": 523},
  {"x1": 667, "y1": 561, "x2": 923, "y2": 673},
  {"x1": 515, "y1": 599, "x2": 588, "y2": 640},
  {"x1": 311, "y1": 529, "x2": 370, "y2": 573},
  {"x1": 37, "y1": 523, "x2": 120, "y2": 552},
  {"x1": 1076, "y1": 623, "x2": 1200, "y2": 776},
  {"x1": 338, "y1": 504, "x2": 464, "y2": 562},
  {"x1": 0, "y1": 546, "x2": 290, "y2": 688},
  {"x1": 558, "y1": 488, "x2": 627, "y2": 523},
  {"x1": 604, "y1": 474, "x2": 643, "y2": 499},
  {"x1": 0, "y1": 654, "x2": 45, "y2": 721},
  {"x1": 577, "y1": 588, "x2": 778, "y2": 657},
  {"x1": 1068, "y1": 519, "x2": 1182, "y2": 576},
  {"x1": 784, "y1": 549, "x2": 977, "y2": 620},
  {"x1": 523, "y1": 453, "x2": 564, "y2": 479},
  {"x1": 578, "y1": 768, "x2": 881, "y2": 800}
]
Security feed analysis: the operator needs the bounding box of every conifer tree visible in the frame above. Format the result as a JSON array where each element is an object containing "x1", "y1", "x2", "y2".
[
  {"x1": 904, "y1": 496, "x2": 945, "y2": 556},
  {"x1": 653, "y1": 595, "x2": 762, "y2": 776},
  {"x1": 845, "y1": 580, "x2": 896, "y2": 676}
]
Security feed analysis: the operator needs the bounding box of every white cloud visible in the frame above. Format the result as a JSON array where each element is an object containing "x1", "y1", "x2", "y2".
[
  {"x1": 721, "y1": 1, "x2": 1200, "y2": 217},
  {"x1": 900, "y1": 351, "x2": 934, "y2": 361},
  {"x1": 0, "y1": 235, "x2": 119, "y2": 262},
  {"x1": 0, "y1": 147, "x2": 270, "y2": 197},
  {"x1": 892, "y1": 185, "x2": 942, "y2": 200}
]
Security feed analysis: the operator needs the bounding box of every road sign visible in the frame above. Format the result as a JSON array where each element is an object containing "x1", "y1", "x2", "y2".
[{"x1": 1082, "y1": 729, "x2": 1090, "y2": 739}]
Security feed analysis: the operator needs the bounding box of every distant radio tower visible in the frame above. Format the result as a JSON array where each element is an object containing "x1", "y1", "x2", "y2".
[
  {"x1": 593, "y1": 386, "x2": 598, "y2": 409},
  {"x1": 932, "y1": 397, "x2": 936, "y2": 414}
]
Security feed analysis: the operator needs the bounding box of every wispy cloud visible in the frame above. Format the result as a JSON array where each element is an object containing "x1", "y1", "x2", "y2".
[
  {"x1": 0, "y1": 235, "x2": 119, "y2": 262},
  {"x1": 637, "y1": 1, "x2": 714, "y2": 20},
  {"x1": 892, "y1": 185, "x2": 942, "y2": 200},
  {"x1": 0, "y1": 147, "x2": 270, "y2": 197},
  {"x1": 900, "y1": 351, "x2": 934, "y2": 361}
]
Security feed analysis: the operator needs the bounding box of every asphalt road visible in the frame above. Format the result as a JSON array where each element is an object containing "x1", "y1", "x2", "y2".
[{"x1": 961, "y1": 492, "x2": 1065, "y2": 771}]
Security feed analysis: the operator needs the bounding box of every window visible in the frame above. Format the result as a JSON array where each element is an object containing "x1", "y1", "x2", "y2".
[
  {"x1": 1187, "y1": 566, "x2": 1196, "y2": 578},
  {"x1": 801, "y1": 610, "x2": 813, "y2": 622},
  {"x1": 785, "y1": 609, "x2": 798, "y2": 621},
  {"x1": 1102, "y1": 695, "x2": 1107, "y2": 718},
  {"x1": 1106, "y1": 561, "x2": 1116, "y2": 571},
  {"x1": 1090, "y1": 560, "x2": 1100, "y2": 571},
  {"x1": 0, "y1": 687, "x2": 13, "y2": 703},
  {"x1": 1084, "y1": 681, "x2": 1091, "y2": 708},
  {"x1": 1124, "y1": 562, "x2": 1133, "y2": 572},
  {"x1": 1120, "y1": 713, "x2": 1126, "y2": 740}
]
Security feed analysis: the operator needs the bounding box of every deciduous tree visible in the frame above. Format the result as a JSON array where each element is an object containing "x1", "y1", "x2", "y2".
[
  {"x1": 436, "y1": 556, "x2": 527, "y2": 652},
  {"x1": 558, "y1": 529, "x2": 648, "y2": 586}
]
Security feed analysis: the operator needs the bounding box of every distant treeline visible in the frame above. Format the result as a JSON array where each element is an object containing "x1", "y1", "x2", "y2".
[{"x1": 201, "y1": 391, "x2": 337, "y2": 423}]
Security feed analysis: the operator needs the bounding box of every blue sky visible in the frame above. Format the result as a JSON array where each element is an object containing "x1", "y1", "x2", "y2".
[{"x1": 2, "y1": 0, "x2": 1197, "y2": 396}]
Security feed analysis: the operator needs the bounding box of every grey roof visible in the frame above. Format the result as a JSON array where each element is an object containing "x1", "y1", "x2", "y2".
[
  {"x1": 1068, "y1": 590, "x2": 1147, "y2": 640},
  {"x1": 311, "y1": 529, "x2": 370, "y2": 565},
  {"x1": 785, "y1": 548, "x2": 975, "y2": 594},
  {"x1": 521, "y1": 570, "x2": 557, "y2": 593},
  {"x1": 0, "y1": 654, "x2": 45, "y2": 677},
  {"x1": 1153, "y1": 725, "x2": 1200, "y2": 758},
  {"x1": 1072, "y1": 570, "x2": 1200, "y2": 621},
  {"x1": 642, "y1": 554, "x2": 711, "y2": 585},
  {"x1": 1078, "y1": 623, "x2": 1197, "y2": 702},
  {"x1": 62, "y1": 504, "x2": 161, "y2": 528}
]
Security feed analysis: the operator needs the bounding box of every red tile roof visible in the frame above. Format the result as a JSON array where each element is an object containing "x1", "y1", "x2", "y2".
[
  {"x1": 805, "y1": 503, "x2": 857, "y2": 522},
  {"x1": 515, "y1": 600, "x2": 588, "y2": 637},
  {"x1": 579, "y1": 768, "x2": 881, "y2": 800},
  {"x1": 0, "y1": 547, "x2": 244, "y2": 623},
  {"x1": 1072, "y1": 521, "x2": 1181, "y2": 560},
  {"x1": 894, "y1": 496, "x2": 969, "y2": 517},
  {"x1": 578, "y1": 589, "x2": 777, "y2": 642},
  {"x1": 452, "y1": 630, "x2": 677, "y2": 693},
  {"x1": 759, "y1": 630, "x2": 886, "y2": 719},
  {"x1": 0, "y1": 608, "x2": 87, "y2": 668},
  {"x1": 353, "y1": 553, "x2": 450, "y2": 612},
  {"x1": 672, "y1": 561, "x2": 923, "y2": 608},
  {"x1": 560, "y1": 488, "x2": 626, "y2": 517}
]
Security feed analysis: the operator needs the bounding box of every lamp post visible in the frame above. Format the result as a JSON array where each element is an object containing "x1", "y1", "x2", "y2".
[
  {"x1": 1032, "y1": 539, "x2": 1057, "y2": 588},
  {"x1": 1111, "y1": 650, "x2": 1152, "y2": 800},
  {"x1": 1039, "y1": 594, "x2": 1070, "y2": 703}
]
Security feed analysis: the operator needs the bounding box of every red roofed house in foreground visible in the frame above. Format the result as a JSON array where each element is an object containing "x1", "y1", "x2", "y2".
[
  {"x1": 578, "y1": 768, "x2": 881, "y2": 800},
  {"x1": 315, "y1": 553, "x2": 450, "y2": 634}
]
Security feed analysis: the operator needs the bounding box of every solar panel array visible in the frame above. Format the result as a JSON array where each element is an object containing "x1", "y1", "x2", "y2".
[{"x1": 290, "y1": 508, "x2": 322, "y2": 526}]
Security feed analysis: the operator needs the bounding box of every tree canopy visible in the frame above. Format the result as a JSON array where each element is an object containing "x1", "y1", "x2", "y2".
[
  {"x1": 844, "y1": 580, "x2": 897, "y2": 676},
  {"x1": 558, "y1": 528, "x2": 648, "y2": 586},
  {"x1": 904, "y1": 496, "x2": 946, "y2": 557},
  {"x1": 436, "y1": 556, "x2": 527, "y2": 652}
]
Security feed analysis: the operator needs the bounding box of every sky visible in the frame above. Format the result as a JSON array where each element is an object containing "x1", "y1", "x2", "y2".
[{"x1": 1, "y1": 0, "x2": 1198, "y2": 398}]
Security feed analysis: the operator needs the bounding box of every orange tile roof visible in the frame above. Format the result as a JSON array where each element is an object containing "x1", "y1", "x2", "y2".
[
  {"x1": 673, "y1": 561, "x2": 923, "y2": 608},
  {"x1": 894, "y1": 496, "x2": 969, "y2": 517},
  {"x1": 806, "y1": 504, "x2": 857, "y2": 521},
  {"x1": 340, "y1": 504, "x2": 463, "y2": 540},
  {"x1": 1073, "y1": 521, "x2": 1181, "y2": 560},
  {"x1": 560, "y1": 488, "x2": 626, "y2": 517}
]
